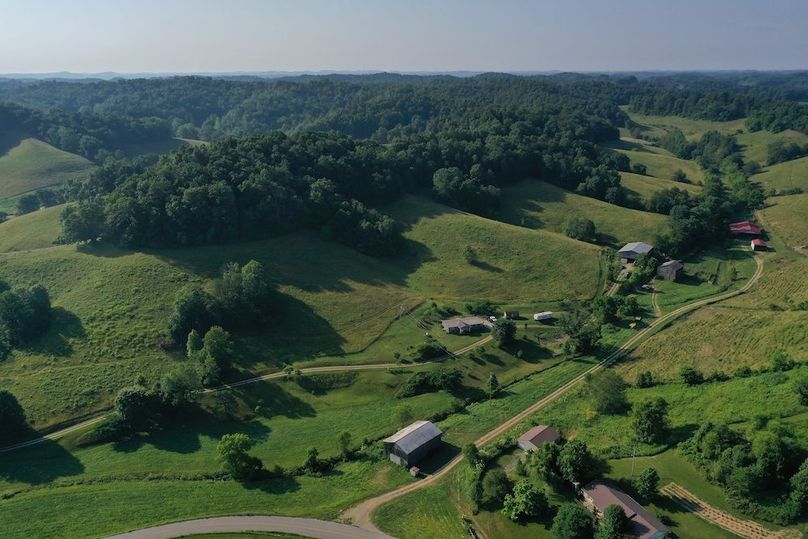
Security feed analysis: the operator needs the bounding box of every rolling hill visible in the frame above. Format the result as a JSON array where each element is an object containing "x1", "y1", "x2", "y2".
[
  {"x1": 0, "y1": 204, "x2": 63, "y2": 252},
  {"x1": 496, "y1": 179, "x2": 667, "y2": 246},
  {"x1": 619, "y1": 171, "x2": 701, "y2": 201},
  {"x1": 759, "y1": 193, "x2": 808, "y2": 254},
  {"x1": 0, "y1": 138, "x2": 94, "y2": 200},
  {"x1": 752, "y1": 156, "x2": 808, "y2": 193}
]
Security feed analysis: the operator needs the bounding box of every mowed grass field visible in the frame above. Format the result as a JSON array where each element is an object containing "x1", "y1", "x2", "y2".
[
  {"x1": 0, "y1": 138, "x2": 94, "y2": 200},
  {"x1": 602, "y1": 139, "x2": 704, "y2": 183},
  {"x1": 496, "y1": 179, "x2": 667, "y2": 246},
  {"x1": 0, "y1": 204, "x2": 63, "y2": 252}
]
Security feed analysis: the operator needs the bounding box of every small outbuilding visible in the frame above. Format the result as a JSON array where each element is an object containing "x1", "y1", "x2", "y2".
[
  {"x1": 582, "y1": 481, "x2": 670, "y2": 539},
  {"x1": 503, "y1": 311, "x2": 520, "y2": 320},
  {"x1": 533, "y1": 311, "x2": 554, "y2": 322},
  {"x1": 751, "y1": 239, "x2": 768, "y2": 252},
  {"x1": 384, "y1": 420, "x2": 443, "y2": 467},
  {"x1": 517, "y1": 425, "x2": 561, "y2": 452},
  {"x1": 441, "y1": 316, "x2": 493, "y2": 335},
  {"x1": 618, "y1": 242, "x2": 655, "y2": 264},
  {"x1": 730, "y1": 220, "x2": 762, "y2": 236},
  {"x1": 657, "y1": 260, "x2": 684, "y2": 281}
]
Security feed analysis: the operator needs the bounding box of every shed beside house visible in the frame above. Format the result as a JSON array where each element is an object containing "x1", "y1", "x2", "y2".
[
  {"x1": 503, "y1": 311, "x2": 520, "y2": 320},
  {"x1": 517, "y1": 425, "x2": 561, "y2": 452},
  {"x1": 383, "y1": 421, "x2": 443, "y2": 467},
  {"x1": 618, "y1": 242, "x2": 655, "y2": 264},
  {"x1": 582, "y1": 481, "x2": 670, "y2": 539},
  {"x1": 656, "y1": 260, "x2": 683, "y2": 281},
  {"x1": 751, "y1": 239, "x2": 767, "y2": 252}
]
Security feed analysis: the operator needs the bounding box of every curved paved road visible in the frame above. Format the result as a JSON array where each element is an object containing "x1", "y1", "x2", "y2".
[
  {"x1": 105, "y1": 516, "x2": 395, "y2": 539},
  {"x1": 342, "y1": 255, "x2": 764, "y2": 532}
]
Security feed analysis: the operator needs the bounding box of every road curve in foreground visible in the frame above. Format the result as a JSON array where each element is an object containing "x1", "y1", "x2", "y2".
[
  {"x1": 105, "y1": 516, "x2": 396, "y2": 539},
  {"x1": 0, "y1": 335, "x2": 493, "y2": 454},
  {"x1": 342, "y1": 255, "x2": 764, "y2": 532}
]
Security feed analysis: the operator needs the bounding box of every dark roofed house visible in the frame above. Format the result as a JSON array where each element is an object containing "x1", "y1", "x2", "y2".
[
  {"x1": 656, "y1": 260, "x2": 683, "y2": 281},
  {"x1": 582, "y1": 481, "x2": 670, "y2": 539},
  {"x1": 618, "y1": 242, "x2": 655, "y2": 264},
  {"x1": 730, "y1": 220, "x2": 762, "y2": 236},
  {"x1": 517, "y1": 425, "x2": 561, "y2": 452},
  {"x1": 441, "y1": 316, "x2": 493, "y2": 335},
  {"x1": 383, "y1": 421, "x2": 443, "y2": 467}
]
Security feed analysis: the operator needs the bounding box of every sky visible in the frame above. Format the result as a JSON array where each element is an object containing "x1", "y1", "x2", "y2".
[{"x1": 1, "y1": 0, "x2": 807, "y2": 74}]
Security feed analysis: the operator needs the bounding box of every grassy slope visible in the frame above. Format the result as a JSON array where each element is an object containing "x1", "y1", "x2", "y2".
[
  {"x1": 385, "y1": 195, "x2": 602, "y2": 302},
  {"x1": 496, "y1": 179, "x2": 667, "y2": 247},
  {"x1": 0, "y1": 138, "x2": 94, "y2": 199},
  {"x1": 0, "y1": 194, "x2": 603, "y2": 428},
  {"x1": 752, "y1": 156, "x2": 808, "y2": 192},
  {"x1": 619, "y1": 171, "x2": 701, "y2": 201},
  {"x1": 0, "y1": 204, "x2": 63, "y2": 252},
  {"x1": 759, "y1": 195, "x2": 808, "y2": 254}
]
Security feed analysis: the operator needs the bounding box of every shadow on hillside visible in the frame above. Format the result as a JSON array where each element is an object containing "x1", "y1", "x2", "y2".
[
  {"x1": 113, "y1": 414, "x2": 273, "y2": 455},
  {"x1": 21, "y1": 307, "x2": 86, "y2": 357},
  {"x1": 242, "y1": 474, "x2": 302, "y2": 494},
  {"x1": 470, "y1": 260, "x2": 504, "y2": 273},
  {"x1": 417, "y1": 440, "x2": 461, "y2": 475},
  {"x1": 0, "y1": 438, "x2": 85, "y2": 485},
  {"x1": 231, "y1": 380, "x2": 317, "y2": 420},
  {"x1": 76, "y1": 242, "x2": 132, "y2": 258}
]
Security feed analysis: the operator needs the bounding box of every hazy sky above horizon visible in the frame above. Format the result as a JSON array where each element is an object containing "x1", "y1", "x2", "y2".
[{"x1": 1, "y1": 0, "x2": 807, "y2": 73}]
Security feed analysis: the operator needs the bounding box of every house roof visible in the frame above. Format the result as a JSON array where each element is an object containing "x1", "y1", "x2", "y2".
[
  {"x1": 518, "y1": 425, "x2": 560, "y2": 447},
  {"x1": 729, "y1": 221, "x2": 761, "y2": 234},
  {"x1": 583, "y1": 481, "x2": 670, "y2": 539},
  {"x1": 660, "y1": 260, "x2": 683, "y2": 271},
  {"x1": 441, "y1": 316, "x2": 492, "y2": 331},
  {"x1": 618, "y1": 242, "x2": 654, "y2": 255},
  {"x1": 383, "y1": 421, "x2": 443, "y2": 455}
]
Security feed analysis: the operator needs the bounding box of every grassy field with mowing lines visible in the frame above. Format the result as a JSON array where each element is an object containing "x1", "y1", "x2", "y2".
[
  {"x1": 496, "y1": 179, "x2": 667, "y2": 247},
  {"x1": 0, "y1": 138, "x2": 94, "y2": 200},
  {"x1": 619, "y1": 171, "x2": 701, "y2": 202},
  {"x1": 753, "y1": 156, "x2": 808, "y2": 192},
  {"x1": 759, "y1": 194, "x2": 808, "y2": 254}
]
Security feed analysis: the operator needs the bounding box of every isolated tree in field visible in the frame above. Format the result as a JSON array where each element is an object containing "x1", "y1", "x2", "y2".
[
  {"x1": 679, "y1": 365, "x2": 704, "y2": 386},
  {"x1": 215, "y1": 260, "x2": 272, "y2": 327},
  {"x1": 551, "y1": 503, "x2": 594, "y2": 539},
  {"x1": 337, "y1": 431, "x2": 352, "y2": 458},
  {"x1": 113, "y1": 385, "x2": 156, "y2": 431},
  {"x1": 596, "y1": 503, "x2": 630, "y2": 539},
  {"x1": 558, "y1": 439, "x2": 596, "y2": 485},
  {"x1": 482, "y1": 468, "x2": 512, "y2": 507},
  {"x1": 795, "y1": 377, "x2": 808, "y2": 406},
  {"x1": 0, "y1": 389, "x2": 28, "y2": 443},
  {"x1": 16, "y1": 194, "x2": 40, "y2": 215},
  {"x1": 586, "y1": 370, "x2": 629, "y2": 415},
  {"x1": 564, "y1": 216, "x2": 596, "y2": 241},
  {"x1": 493, "y1": 319, "x2": 516, "y2": 346},
  {"x1": 635, "y1": 370, "x2": 654, "y2": 388},
  {"x1": 632, "y1": 398, "x2": 670, "y2": 444},
  {"x1": 463, "y1": 245, "x2": 477, "y2": 263},
  {"x1": 671, "y1": 169, "x2": 688, "y2": 183},
  {"x1": 634, "y1": 467, "x2": 660, "y2": 501},
  {"x1": 487, "y1": 373, "x2": 500, "y2": 399},
  {"x1": 217, "y1": 433, "x2": 263, "y2": 480},
  {"x1": 464, "y1": 442, "x2": 483, "y2": 468},
  {"x1": 156, "y1": 365, "x2": 202, "y2": 409},
  {"x1": 502, "y1": 479, "x2": 549, "y2": 522}
]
